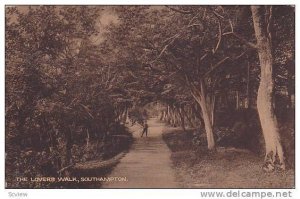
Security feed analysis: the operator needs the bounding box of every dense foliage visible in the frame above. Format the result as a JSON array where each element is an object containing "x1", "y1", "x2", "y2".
[{"x1": 6, "y1": 6, "x2": 134, "y2": 188}]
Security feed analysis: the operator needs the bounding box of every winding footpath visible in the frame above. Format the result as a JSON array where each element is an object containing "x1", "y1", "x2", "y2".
[{"x1": 102, "y1": 118, "x2": 179, "y2": 188}]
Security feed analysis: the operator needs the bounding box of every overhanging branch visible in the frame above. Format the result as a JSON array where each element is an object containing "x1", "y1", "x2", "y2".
[{"x1": 204, "y1": 50, "x2": 248, "y2": 78}]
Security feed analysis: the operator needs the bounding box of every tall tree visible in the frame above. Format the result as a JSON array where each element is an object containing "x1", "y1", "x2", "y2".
[{"x1": 251, "y1": 5, "x2": 285, "y2": 170}]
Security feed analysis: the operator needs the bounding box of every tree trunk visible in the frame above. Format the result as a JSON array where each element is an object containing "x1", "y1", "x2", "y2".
[
  {"x1": 177, "y1": 107, "x2": 186, "y2": 131},
  {"x1": 207, "y1": 94, "x2": 216, "y2": 127},
  {"x1": 64, "y1": 126, "x2": 73, "y2": 166},
  {"x1": 166, "y1": 105, "x2": 171, "y2": 124},
  {"x1": 159, "y1": 110, "x2": 164, "y2": 121},
  {"x1": 246, "y1": 59, "x2": 251, "y2": 109},
  {"x1": 198, "y1": 98, "x2": 215, "y2": 150},
  {"x1": 123, "y1": 107, "x2": 129, "y2": 124},
  {"x1": 86, "y1": 129, "x2": 90, "y2": 149},
  {"x1": 181, "y1": 107, "x2": 194, "y2": 128},
  {"x1": 251, "y1": 5, "x2": 285, "y2": 170},
  {"x1": 287, "y1": 60, "x2": 294, "y2": 109},
  {"x1": 191, "y1": 81, "x2": 215, "y2": 150},
  {"x1": 171, "y1": 107, "x2": 176, "y2": 126},
  {"x1": 236, "y1": 91, "x2": 239, "y2": 110}
]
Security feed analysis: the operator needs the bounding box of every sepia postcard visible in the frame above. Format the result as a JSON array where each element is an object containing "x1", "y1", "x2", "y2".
[{"x1": 5, "y1": 5, "x2": 295, "y2": 190}]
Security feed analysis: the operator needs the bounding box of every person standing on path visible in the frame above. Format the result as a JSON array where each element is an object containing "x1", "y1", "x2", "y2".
[{"x1": 141, "y1": 121, "x2": 149, "y2": 137}]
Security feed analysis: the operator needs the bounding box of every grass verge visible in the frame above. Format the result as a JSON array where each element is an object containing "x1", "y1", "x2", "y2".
[{"x1": 162, "y1": 128, "x2": 294, "y2": 188}]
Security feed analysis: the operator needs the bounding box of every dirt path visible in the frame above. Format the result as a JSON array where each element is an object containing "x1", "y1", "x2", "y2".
[{"x1": 102, "y1": 118, "x2": 179, "y2": 188}]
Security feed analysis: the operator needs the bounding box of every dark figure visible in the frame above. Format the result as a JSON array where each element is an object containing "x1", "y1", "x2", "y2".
[{"x1": 141, "y1": 121, "x2": 149, "y2": 137}]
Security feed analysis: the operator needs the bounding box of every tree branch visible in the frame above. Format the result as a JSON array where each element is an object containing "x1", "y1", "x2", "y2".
[
  {"x1": 150, "y1": 34, "x2": 180, "y2": 64},
  {"x1": 212, "y1": 10, "x2": 225, "y2": 19},
  {"x1": 223, "y1": 32, "x2": 257, "y2": 49},
  {"x1": 212, "y1": 20, "x2": 222, "y2": 54},
  {"x1": 150, "y1": 14, "x2": 200, "y2": 63},
  {"x1": 165, "y1": 6, "x2": 194, "y2": 14},
  {"x1": 204, "y1": 57, "x2": 230, "y2": 78},
  {"x1": 204, "y1": 50, "x2": 248, "y2": 78},
  {"x1": 209, "y1": 8, "x2": 257, "y2": 49}
]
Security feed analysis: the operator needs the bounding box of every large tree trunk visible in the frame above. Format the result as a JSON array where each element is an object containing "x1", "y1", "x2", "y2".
[
  {"x1": 251, "y1": 6, "x2": 285, "y2": 170},
  {"x1": 191, "y1": 81, "x2": 215, "y2": 150}
]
